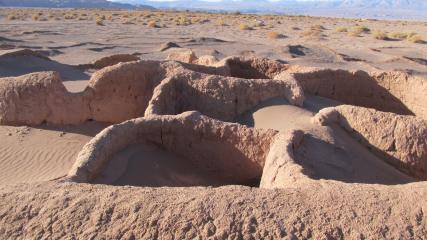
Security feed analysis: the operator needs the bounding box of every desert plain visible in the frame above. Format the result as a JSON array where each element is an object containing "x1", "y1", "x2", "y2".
[{"x1": 0, "y1": 8, "x2": 426, "y2": 239}]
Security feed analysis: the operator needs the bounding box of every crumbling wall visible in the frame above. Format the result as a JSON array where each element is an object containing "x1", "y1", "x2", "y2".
[
  {"x1": 0, "y1": 72, "x2": 89, "y2": 125},
  {"x1": 260, "y1": 130, "x2": 307, "y2": 188},
  {"x1": 89, "y1": 54, "x2": 140, "y2": 69},
  {"x1": 290, "y1": 69, "x2": 427, "y2": 119},
  {"x1": 84, "y1": 60, "x2": 170, "y2": 123},
  {"x1": 0, "y1": 60, "x2": 182, "y2": 125},
  {"x1": 145, "y1": 72, "x2": 304, "y2": 122},
  {"x1": 313, "y1": 105, "x2": 427, "y2": 180},
  {"x1": 216, "y1": 56, "x2": 288, "y2": 79}
]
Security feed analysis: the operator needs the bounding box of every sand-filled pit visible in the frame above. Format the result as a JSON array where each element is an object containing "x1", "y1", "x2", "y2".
[
  {"x1": 293, "y1": 128, "x2": 414, "y2": 184},
  {"x1": 239, "y1": 95, "x2": 416, "y2": 185},
  {"x1": 94, "y1": 143, "x2": 247, "y2": 187},
  {"x1": 67, "y1": 112, "x2": 277, "y2": 187},
  {"x1": 215, "y1": 56, "x2": 288, "y2": 79},
  {"x1": 145, "y1": 71, "x2": 304, "y2": 122},
  {"x1": 314, "y1": 105, "x2": 427, "y2": 180},
  {"x1": 287, "y1": 68, "x2": 427, "y2": 120},
  {"x1": 238, "y1": 95, "x2": 340, "y2": 132}
]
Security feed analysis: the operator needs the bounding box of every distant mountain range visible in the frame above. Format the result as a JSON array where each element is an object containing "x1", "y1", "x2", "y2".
[
  {"x1": 117, "y1": 0, "x2": 427, "y2": 10},
  {"x1": 0, "y1": 0, "x2": 154, "y2": 9},
  {"x1": 115, "y1": 0, "x2": 427, "y2": 20},
  {"x1": 0, "y1": 0, "x2": 426, "y2": 20},
  {"x1": 338, "y1": 0, "x2": 427, "y2": 8}
]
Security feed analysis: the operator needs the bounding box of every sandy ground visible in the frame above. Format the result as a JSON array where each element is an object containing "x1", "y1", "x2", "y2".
[
  {"x1": 0, "y1": 9, "x2": 426, "y2": 78},
  {"x1": 0, "y1": 122, "x2": 107, "y2": 185}
]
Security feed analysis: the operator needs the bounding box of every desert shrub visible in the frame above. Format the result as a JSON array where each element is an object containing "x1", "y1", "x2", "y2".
[
  {"x1": 217, "y1": 20, "x2": 227, "y2": 26},
  {"x1": 373, "y1": 30, "x2": 388, "y2": 40},
  {"x1": 406, "y1": 32, "x2": 418, "y2": 38},
  {"x1": 177, "y1": 17, "x2": 191, "y2": 26},
  {"x1": 388, "y1": 32, "x2": 409, "y2": 39},
  {"x1": 7, "y1": 14, "x2": 17, "y2": 20},
  {"x1": 32, "y1": 14, "x2": 40, "y2": 21},
  {"x1": 122, "y1": 19, "x2": 134, "y2": 25},
  {"x1": 349, "y1": 25, "x2": 370, "y2": 36},
  {"x1": 265, "y1": 24, "x2": 274, "y2": 29},
  {"x1": 95, "y1": 18, "x2": 104, "y2": 26},
  {"x1": 268, "y1": 31, "x2": 286, "y2": 39},
  {"x1": 407, "y1": 34, "x2": 424, "y2": 43},
  {"x1": 254, "y1": 21, "x2": 265, "y2": 27},
  {"x1": 239, "y1": 24, "x2": 252, "y2": 30},
  {"x1": 148, "y1": 21, "x2": 158, "y2": 28},
  {"x1": 64, "y1": 14, "x2": 76, "y2": 20},
  {"x1": 336, "y1": 27, "x2": 348, "y2": 32},
  {"x1": 190, "y1": 17, "x2": 199, "y2": 24},
  {"x1": 301, "y1": 27, "x2": 324, "y2": 39},
  {"x1": 311, "y1": 25, "x2": 326, "y2": 31}
]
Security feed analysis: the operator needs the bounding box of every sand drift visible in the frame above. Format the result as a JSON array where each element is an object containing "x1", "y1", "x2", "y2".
[{"x1": 0, "y1": 48, "x2": 427, "y2": 189}]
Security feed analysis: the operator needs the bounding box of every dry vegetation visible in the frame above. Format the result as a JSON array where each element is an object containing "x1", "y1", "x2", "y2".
[
  {"x1": 301, "y1": 25, "x2": 326, "y2": 39},
  {"x1": 268, "y1": 31, "x2": 286, "y2": 39},
  {"x1": 148, "y1": 20, "x2": 158, "y2": 28},
  {"x1": 407, "y1": 33, "x2": 424, "y2": 43},
  {"x1": 373, "y1": 30, "x2": 388, "y2": 40},
  {"x1": 239, "y1": 24, "x2": 252, "y2": 30},
  {"x1": 336, "y1": 26, "x2": 348, "y2": 32},
  {"x1": 0, "y1": 8, "x2": 425, "y2": 45},
  {"x1": 95, "y1": 18, "x2": 104, "y2": 26},
  {"x1": 389, "y1": 32, "x2": 411, "y2": 39},
  {"x1": 349, "y1": 25, "x2": 370, "y2": 37}
]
